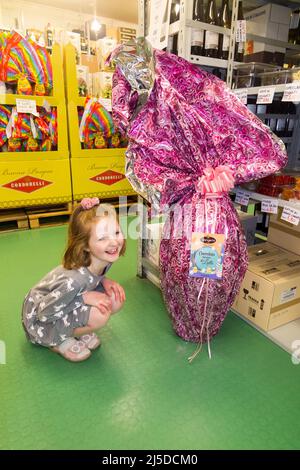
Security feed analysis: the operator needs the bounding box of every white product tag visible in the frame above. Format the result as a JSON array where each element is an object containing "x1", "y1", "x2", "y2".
[
  {"x1": 6, "y1": 107, "x2": 17, "y2": 139},
  {"x1": 222, "y1": 35, "x2": 230, "y2": 52},
  {"x1": 281, "y1": 206, "x2": 300, "y2": 226},
  {"x1": 235, "y1": 190, "x2": 250, "y2": 206},
  {"x1": 16, "y1": 98, "x2": 38, "y2": 116},
  {"x1": 282, "y1": 82, "x2": 300, "y2": 102},
  {"x1": 99, "y1": 98, "x2": 112, "y2": 112},
  {"x1": 43, "y1": 99, "x2": 51, "y2": 113},
  {"x1": 191, "y1": 30, "x2": 204, "y2": 47},
  {"x1": 236, "y1": 20, "x2": 246, "y2": 43},
  {"x1": 281, "y1": 287, "x2": 297, "y2": 304},
  {"x1": 234, "y1": 89, "x2": 247, "y2": 104},
  {"x1": 205, "y1": 31, "x2": 219, "y2": 49},
  {"x1": 261, "y1": 199, "x2": 278, "y2": 214},
  {"x1": 30, "y1": 115, "x2": 37, "y2": 139},
  {"x1": 256, "y1": 87, "x2": 275, "y2": 104},
  {"x1": 147, "y1": 0, "x2": 170, "y2": 49}
]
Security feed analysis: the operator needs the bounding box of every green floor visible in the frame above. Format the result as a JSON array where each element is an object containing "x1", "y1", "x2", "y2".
[{"x1": 1, "y1": 223, "x2": 300, "y2": 450}]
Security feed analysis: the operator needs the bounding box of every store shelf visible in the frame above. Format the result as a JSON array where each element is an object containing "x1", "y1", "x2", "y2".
[
  {"x1": 232, "y1": 309, "x2": 300, "y2": 356},
  {"x1": 168, "y1": 21, "x2": 179, "y2": 36},
  {"x1": 233, "y1": 84, "x2": 287, "y2": 95},
  {"x1": 257, "y1": 114, "x2": 297, "y2": 120},
  {"x1": 0, "y1": 94, "x2": 59, "y2": 106},
  {"x1": 231, "y1": 187, "x2": 300, "y2": 210},
  {"x1": 186, "y1": 19, "x2": 230, "y2": 36},
  {"x1": 246, "y1": 33, "x2": 300, "y2": 52},
  {"x1": 190, "y1": 55, "x2": 228, "y2": 68}
]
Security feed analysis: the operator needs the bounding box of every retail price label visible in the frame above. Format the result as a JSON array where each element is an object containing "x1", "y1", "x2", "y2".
[
  {"x1": 236, "y1": 20, "x2": 246, "y2": 43},
  {"x1": 281, "y1": 206, "x2": 300, "y2": 226},
  {"x1": 256, "y1": 87, "x2": 275, "y2": 105},
  {"x1": 282, "y1": 82, "x2": 300, "y2": 102},
  {"x1": 235, "y1": 190, "x2": 250, "y2": 206},
  {"x1": 16, "y1": 99, "x2": 38, "y2": 116},
  {"x1": 234, "y1": 89, "x2": 247, "y2": 105},
  {"x1": 261, "y1": 198, "x2": 278, "y2": 214},
  {"x1": 99, "y1": 98, "x2": 112, "y2": 112}
]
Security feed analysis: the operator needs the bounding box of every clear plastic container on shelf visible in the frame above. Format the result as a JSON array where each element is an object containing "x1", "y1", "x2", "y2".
[
  {"x1": 233, "y1": 62, "x2": 281, "y2": 89},
  {"x1": 258, "y1": 70, "x2": 287, "y2": 86},
  {"x1": 256, "y1": 173, "x2": 297, "y2": 198},
  {"x1": 288, "y1": 67, "x2": 300, "y2": 83},
  {"x1": 259, "y1": 67, "x2": 300, "y2": 86}
]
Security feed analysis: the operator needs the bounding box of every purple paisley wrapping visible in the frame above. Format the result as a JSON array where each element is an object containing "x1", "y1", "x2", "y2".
[{"x1": 111, "y1": 45, "x2": 287, "y2": 344}]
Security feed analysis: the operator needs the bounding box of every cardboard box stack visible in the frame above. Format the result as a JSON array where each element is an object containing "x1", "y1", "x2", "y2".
[
  {"x1": 244, "y1": 3, "x2": 291, "y2": 66},
  {"x1": 233, "y1": 209, "x2": 300, "y2": 331}
]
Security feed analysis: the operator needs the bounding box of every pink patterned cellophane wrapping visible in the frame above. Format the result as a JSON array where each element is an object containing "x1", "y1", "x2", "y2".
[{"x1": 112, "y1": 49, "x2": 287, "y2": 343}]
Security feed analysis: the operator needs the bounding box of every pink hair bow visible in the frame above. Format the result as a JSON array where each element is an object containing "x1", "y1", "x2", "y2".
[
  {"x1": 196, "y1": 165, "x2": 235, "y2": 195},
  {"x1": 80, "y1": 197, "x2": 100, "y2": 210}
]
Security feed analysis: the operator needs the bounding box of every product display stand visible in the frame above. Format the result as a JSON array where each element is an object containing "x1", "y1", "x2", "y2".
[
  {"x1": 0, "y1": 43, "x2": 72, "y2": 209},
  {"x1": 64, "y1": 43, "x2": 136, "y2": 202}
]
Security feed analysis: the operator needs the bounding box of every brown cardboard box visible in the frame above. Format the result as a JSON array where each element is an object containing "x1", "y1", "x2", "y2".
[
  {"x1": 267, "y1": 211, "x2": 300, "y2": 256},
  {"x1": 244, "y1": 3, "x2": 290, "y2": 67},
  {"x1": 233, "y1": 242, "x2": 300, "y2": 331},
  {"x1": 80, "y1": 55, "x2": 99, "y2": 73},
  {"x1": 244, "y1": 51, "x2": 285, "y2": 67}
]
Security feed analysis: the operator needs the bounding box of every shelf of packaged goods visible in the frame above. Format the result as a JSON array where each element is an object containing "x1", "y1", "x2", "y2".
[
  {"x1": 231, "y1": 187, "x2": 300, "y2": 210},
  {"x1": 64, "y1": 44, "x2": 125, "y2": 159},
  {"x1": 0, "y1": 43, "x2": 68, "y2": 161},
  {"x1": 0, "y1": 94, "x2": 59, "y2": 106},
  {"x1": 0, "y1": 101, "x2": 68, "y2": 161}
]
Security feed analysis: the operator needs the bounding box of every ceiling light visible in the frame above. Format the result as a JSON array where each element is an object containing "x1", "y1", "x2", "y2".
[{"x1": 91, "y1": 18, "x2": 101, "y2": 32}]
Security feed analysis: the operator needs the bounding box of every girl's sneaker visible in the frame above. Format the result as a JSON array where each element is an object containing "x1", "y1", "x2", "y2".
[
  {"x1": 51, "y1": 337, "x2": 91, "y2": 362},
  {"x1": 78, "y1": 333, "x2": 101, "y2": 351}
]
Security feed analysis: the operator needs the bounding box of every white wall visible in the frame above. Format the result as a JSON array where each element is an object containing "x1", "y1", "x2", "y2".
[{"x1": 0, "y1": 0, "x2": 137, "y2": 34}]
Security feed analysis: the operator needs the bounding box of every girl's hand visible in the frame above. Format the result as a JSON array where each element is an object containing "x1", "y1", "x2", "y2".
[
  {"x1": 102, "y1": 278, "x2": 126, "y2": 303},
  {"x1": 82, "y1": 291, "x2": 112, "y2": 315}
]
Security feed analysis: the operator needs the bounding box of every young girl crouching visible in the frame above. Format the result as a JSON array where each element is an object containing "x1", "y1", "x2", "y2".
[{"x1": 22, "y1": 198, "x2": 126, "y2": 362}]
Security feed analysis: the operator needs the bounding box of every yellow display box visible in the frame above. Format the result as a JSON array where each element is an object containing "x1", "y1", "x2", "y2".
[
  {"x1": 64, "y1": 44, "x2": 132, "y2": 159},
  {"x1": 0, "y1": 44, "x2": 69, "y2": 161},
  {"x1": 0, "y1": 158, "x2": 72, "y2": 208},
  {"x1": 71, "y1": 156, "x2": 135, "y2": 200}
]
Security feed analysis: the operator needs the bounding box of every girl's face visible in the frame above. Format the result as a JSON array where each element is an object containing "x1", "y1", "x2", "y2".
[{"x1": 88, "y1": 216, "x2": 124, "y2": 265}]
